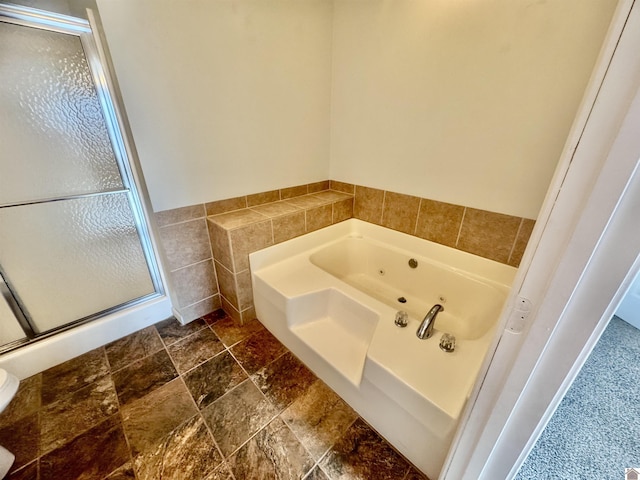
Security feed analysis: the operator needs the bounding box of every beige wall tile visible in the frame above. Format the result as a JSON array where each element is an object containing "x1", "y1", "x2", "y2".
[
  {"x1": 208, "y1": 220, "x2": 233, "y2": 272},
  {"x1": 236, "y1": 270, "x2": 254, "y2": 311},
  {"x1": 205, "y1": 197, "x2": 247, "y2": 216},
  {"x1": 155, "y1": 204, "x2": 205, "y2": 228},
  {"x1": 159, "y1": 219, "x2": 211, "y2": 271},
  {"x1": 273, "y1": 211, "x2": 306, "y2": 244},
  {"x1": 329, "y1": 180, "x2": 355, "y2": 194},
  {"x1": 380, "y1": 191, "x2": 420, "y2": 235},
  {"x1": 306, "y1": 204, "x2": 332, "y2": 232},
  {"x1": 457, "y1": 208, "x2": 522, "y2": 263},
  {"x1": 247, "y1": 190, "x2": 280, "y2": 207},
  {"x1": 308, "y1": 181, "x2": 330, "y2": 193},
  {"x1": 180, "y1": 295, "x2": 221, "y2": 324},
  {"x1": 171, "y1": 260, "x2": 218, "y2": 308},
  {"x1": 230, "y1": 220, "x2": 273, "y2": 272},
  {"x1": 221, "y1": 296, "x2": 241, "y2": 324},
  {"x1": 215, "y1": 261, "x2": 238, "y2": 309},
  {"x1": 250, "y1": 201, "x2": 300, "y2": 218},
  {"x1": 210, "y1": 209, "x2": 268, "y2": 230},
  {"x1": 354, "y1": 186, "x2": 384, "y2": 224},
  {"x1": 332, "y1": 198, "x2": 354, "y2": 224},
  {"x1": 280, "y1": 185, "x2": 308, "y2": 199},
  {"x1": 508, "y1": 218, "x2": 536, "y2": 267},
  {"x1": 415, "y1": 199, "x2": 465, "y2": 248},
  {"x1": 240, "y1": 305, "x2": 256, "y2": 324}
]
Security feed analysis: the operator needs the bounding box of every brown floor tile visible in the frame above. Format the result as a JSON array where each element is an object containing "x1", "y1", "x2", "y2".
[
  {"x1": 281, "y1": 380, "x2": 358, "y2": 459},
  {"x1": 167, "y1": 327, "x2": 225, "y2": 374},
  {"x1": 0, "y1": 412, "x2": 38, "y2": 475},
  {"x1": 6, "y1": 460, "x2": 37, "y2": 480},
  {"x1": 40, "y1": 415, "x2": 129, "y2": 480},
  {"x1": 105, "y1": 326, "x2": 164, "y2": 372},
  {"x1": 208, "y1": 315, "x2": 264, "y2": 347},
  {"x1": 305, "y1": 466, "x2": 331, "y2": 480},
  {"x1": 405, "y1": 467, "x2": 430, "y2": 479},
  {"x1": 204, "y1": 462, "x2": 234, "y2": 480},
  {"x1": 201, "y1": 309, "x2": 228, "y2": 324},
  {"x1": 133, "y1": 414, "x2": 222, "y2": 480},
  {"x1": 40, "y1": 374, "x2": 118, "y2": 454},
  {"x1": 202, "y1": 379, "x2": 278, "y2": 457},
  {"x1": 41, "y1": 347, "x2": 109, "y2": 405},
  {"x1": 251, "y1": 351, "x2": 317, "y2": 411},
  {"x1": 112, "y1": 349, "x2": 178, "y2": 407},
  {"x1": 155, "y1": 316, "x2": 208, "y2": 346},
  {"x1": 183, "y1": 352, "x2": 247, "y2": 409},
  {"x1": 121, "y1": 378, "x2": 197, "y2": 456},
  {"x1": 230, "y1": 328, "x2": 287, "y2": 374},
  {"x1": 105, "y1": 462, "x2": 136, "y2": 479},
  {"x1": 228, "y1": 417, "x2": 314, "y2": 480},
  {"x1": 0, "y1": 374, "x2": 41, "y2": 429},
  {"x1": 15, "y1": 322, "x2": 425, "y2": 480},
  {"x1": 320, "y1": 418, "x2": 411, "y2": 480}
]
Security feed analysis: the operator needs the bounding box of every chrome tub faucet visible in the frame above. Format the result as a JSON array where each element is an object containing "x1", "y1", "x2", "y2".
[{"x1": 416, "y1": 304, "x2": 444, "y2": 339}]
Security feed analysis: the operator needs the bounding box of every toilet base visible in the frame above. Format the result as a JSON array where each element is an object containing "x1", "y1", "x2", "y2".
[{"x1": 0, "y1": 445, "x2": 14, "y2": 479}]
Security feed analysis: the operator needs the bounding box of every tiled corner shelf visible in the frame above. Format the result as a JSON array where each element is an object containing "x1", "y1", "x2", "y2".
[{"x1": 207, "y1": 190, "x2": 354, "y2": 323}]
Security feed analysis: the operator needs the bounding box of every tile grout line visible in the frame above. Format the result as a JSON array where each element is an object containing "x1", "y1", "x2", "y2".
[
  {"x1": 168, "y1": 256, "x2": 214, "y2": 274},
  {"x1": 205, "y1": 216, "x2": 221, "y2": 298},
  {"x1": 455, "y1": 207, "x2": 467, "y2": 247},
  {"x1": 157, "y1": 214, "x2": 206, "y2": 229},
  {"x1": 157, "y1": 323, "x2": 230, "y2": 476},
  {"x1": 413, "y1": 198, "x2": 423, "y2": 236},
  {"x1": 507, "y1": 217, "x2": 525, "y2": 266}
]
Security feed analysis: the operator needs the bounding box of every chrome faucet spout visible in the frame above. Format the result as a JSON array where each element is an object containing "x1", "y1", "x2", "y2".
[{"x1": 416, "y1": 304, "x2": 444, "y2": 339}]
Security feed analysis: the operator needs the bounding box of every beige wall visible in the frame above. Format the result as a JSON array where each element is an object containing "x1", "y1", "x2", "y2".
[
  {"x1": 97, "y1": 0, "x2": 616, "y2": 219},
  {"x1": 96, "y1": 0, "x2": 333, "y2": 212},
  {"x1": 329, "y1": 0, "x2": 617, "y2": 218}
]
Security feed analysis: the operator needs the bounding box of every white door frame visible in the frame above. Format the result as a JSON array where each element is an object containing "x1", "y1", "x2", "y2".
[{"x1": 442, "y1": 0, "x2": 640, "y2": 478}]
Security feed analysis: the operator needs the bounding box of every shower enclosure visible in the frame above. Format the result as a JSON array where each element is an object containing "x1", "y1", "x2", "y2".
[{"x1": 0, "y1": 4, "x2": 167, "y2": 353}]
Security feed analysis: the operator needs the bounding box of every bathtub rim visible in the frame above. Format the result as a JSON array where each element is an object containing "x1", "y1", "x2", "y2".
[{"x1": 250, "y1": 218, "x2": 517, "y2": 290}]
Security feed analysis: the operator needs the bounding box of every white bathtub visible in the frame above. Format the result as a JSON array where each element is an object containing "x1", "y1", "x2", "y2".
[{"x1": 250, "y1": 219, "x2": 515, "y2": 479}]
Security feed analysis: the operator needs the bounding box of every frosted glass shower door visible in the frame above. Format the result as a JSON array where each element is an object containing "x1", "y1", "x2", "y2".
[{"x1": 0, "y1": 7, "x2": 159, "y2": 335}]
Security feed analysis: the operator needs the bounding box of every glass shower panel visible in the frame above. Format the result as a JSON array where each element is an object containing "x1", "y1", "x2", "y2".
[
  {"x1": 0, "y1": 194, "x2": 155, "y2": 333},
  {"x1": 0, "y1": 21, "x2": 124, "y2": 205}
]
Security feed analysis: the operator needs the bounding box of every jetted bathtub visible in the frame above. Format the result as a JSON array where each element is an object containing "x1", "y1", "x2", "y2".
[{"x1": 250, "y1": 219, "x2": 516, "y2": 478}]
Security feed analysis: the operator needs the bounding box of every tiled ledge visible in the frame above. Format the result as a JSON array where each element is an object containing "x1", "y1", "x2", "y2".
[
  {"x1": 207, "y1": 189, "x2": 355, "y2": 323},
  {"x1": 210, "y1": 190, "x2": 354, "y2": 237}
]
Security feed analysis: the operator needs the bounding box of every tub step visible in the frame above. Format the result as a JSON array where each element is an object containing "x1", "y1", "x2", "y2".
[{"x1": 287, "y1": 289, "x2": 378, "y2": 386}]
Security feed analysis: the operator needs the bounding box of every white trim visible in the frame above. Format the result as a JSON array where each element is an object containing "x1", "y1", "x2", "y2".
[
  {"x1": 0, "y1": 296, "x2": 173, "y2": 379},
  {"x1": 443, "y1": 0, "x2": 640, "y2": 478}
]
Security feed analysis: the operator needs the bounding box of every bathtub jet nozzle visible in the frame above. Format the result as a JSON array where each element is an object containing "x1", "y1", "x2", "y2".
[{"x1": 416, "y1": 304, "x2": 444, "y2": 339}]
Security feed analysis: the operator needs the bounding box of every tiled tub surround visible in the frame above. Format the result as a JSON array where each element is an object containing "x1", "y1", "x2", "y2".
[
  {"x1": 331, "y1": 181, "x2": 536, "y2": 268},
  {"x1": 0, "y1": 310, "x2": 428, "y2": 480},
  {"x1": 155, "y1": 180, "x2": 534, "y2": 324}
]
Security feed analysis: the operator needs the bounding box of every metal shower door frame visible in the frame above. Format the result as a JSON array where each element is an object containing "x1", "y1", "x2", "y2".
[{"x1": 0, "y1": 3, "x2": 165, "y2": 346}]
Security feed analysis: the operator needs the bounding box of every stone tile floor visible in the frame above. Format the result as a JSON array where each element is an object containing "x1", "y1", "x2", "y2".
[{"x1": 0, "y1": 310, "x2": 428, "y2": 480}]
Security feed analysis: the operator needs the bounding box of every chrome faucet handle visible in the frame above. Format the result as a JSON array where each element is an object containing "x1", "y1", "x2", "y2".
[
  {"x1": 394, "y1": 311, "x2": 408, "y2": 328},
  {"x1": 439, "y1": 333, "x2": 456, "y2": 352}
]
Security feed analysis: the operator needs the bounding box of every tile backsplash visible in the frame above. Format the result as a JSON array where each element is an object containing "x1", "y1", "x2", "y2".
[{"x1": 155, "y1": 180, "x2": 535, "y2": 324}]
